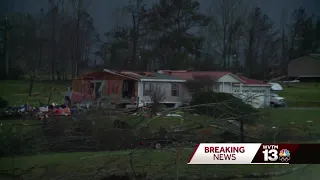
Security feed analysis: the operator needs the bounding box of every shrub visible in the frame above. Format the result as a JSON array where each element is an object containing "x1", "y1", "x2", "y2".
[
  {"x1": 0, "y1": 124, "x2": 46, "y2": 156},
  {"x1": 93, "y1": 128, "x2": 139, "y2": 150},
  {"x1": 0, "y1": 97, "x2": 8, "y2": 109},
  {"x1": 190, "y1": 92, "x2": 260, "y2": 124}
]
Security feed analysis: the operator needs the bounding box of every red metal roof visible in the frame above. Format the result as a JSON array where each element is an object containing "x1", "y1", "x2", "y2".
[
  {"x1": 163, "y1": 70, "x2": 232, "y2": 80},
  {"x1": 163, "y1": 70, "x2": 269, "y2": 86},
  {"x1": 120, "y1": 71, "x2": 144, "y2": 78},
  {"x1": 75, "y1": 71, "x2": 107, "y2": 80},
  {"x1": 236, "y1": 75, "x2": 270, "y2": 85},
  {"x1": 120, "y1": 71, "x2": 155, "y2": 78},
  {"x1": 74, "y1": 70, "x2": 139, "y2": 80},
  {"x1": 75, "y1": 69, "x2": 269, "y2": 86}
]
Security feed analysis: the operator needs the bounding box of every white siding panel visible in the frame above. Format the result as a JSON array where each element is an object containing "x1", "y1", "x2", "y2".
[
  {"x1": 217, "y1": 74, "x2": 241, "y2": 83},
  {"x1": 137, "y1": 82, "x2": 184, "y2": 105},
  {"x1": 231, "y1": 86, "x2": 270, "y2": 108}
]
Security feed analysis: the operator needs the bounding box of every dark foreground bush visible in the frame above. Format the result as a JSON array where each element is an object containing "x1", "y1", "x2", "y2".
[
  {"x1": 0, "y1": 97, "x2": 8, "y2": 109},
  {"x1": 190, "y1": 92, "x2": 260, "y2": 124}
]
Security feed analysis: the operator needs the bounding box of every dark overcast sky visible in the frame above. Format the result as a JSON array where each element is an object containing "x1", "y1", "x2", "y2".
[{"x1": 2, "y1": 0, "x2": 320, "y2": 35}]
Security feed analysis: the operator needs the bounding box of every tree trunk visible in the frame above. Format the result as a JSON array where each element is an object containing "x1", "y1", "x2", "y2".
[
  {"x1": 239, "y1": 118, "x2": 244, "y2": 142},
  {"x1": 28, "y1": 75, "x2": 34, "y2": 96},
  {"x1": 51, "y1": 8, "x2": 57, "y2": 81},
  {"x1": 56, "y1": 71, "x2": 61, "y2": 80},
  {"x1": 75, "y1": 0, "x2": 82, "y2": 77},
  {"x1": 246, "y1": 26, "x2": 255, "y2": 77},
  {"x1": 4, "y1": 18, "x2": 9, "y2": 79}
]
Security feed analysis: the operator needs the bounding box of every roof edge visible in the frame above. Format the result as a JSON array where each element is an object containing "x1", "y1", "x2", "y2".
[
  {"x1": 103, "y1": 69, "x2": 140, "y2": 80},
  {"x1": 225, "y1": 72, "x2": 246, "y2": 83}
]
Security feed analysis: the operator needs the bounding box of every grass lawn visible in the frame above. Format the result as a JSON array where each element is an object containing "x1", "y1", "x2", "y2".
[
  {"x1": 0, "y1": 80, "x2": 70, "y2": 106},
  {"x1": 0, "y1": 149, "x2": 317, "y2": 180},
  {"x1": 0, "y1": 109, "x2": 319, "y2": 179},
  {"x1": 261, "y1": 108, "x2": 320, "y2": 129},
  {"x1": 277, "y1": 83, "x2": 320, "y2": 107},
  {"x1": 0, "y1": 81, "x2": 319, "y2": 179}
]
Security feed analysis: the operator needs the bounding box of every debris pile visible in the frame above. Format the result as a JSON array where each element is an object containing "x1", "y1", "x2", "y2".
[{"x1": 0, "y1": 103, "x2": 73, "y2": 120}]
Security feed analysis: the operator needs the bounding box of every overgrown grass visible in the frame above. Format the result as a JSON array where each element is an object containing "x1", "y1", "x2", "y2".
[
  {"x1": 277, "y1": 83, "x2": 320, "y2": 107},
  {"x1": 0, "y1": 149, "x2": 314, "y2": 180},
  {"x1": 261, "y1": 108, "x2": 320, "y2": 132},
  {"x1": 0, "y1": 81, "x2": 319, "y2": 179},
  {"x1": 0, "y1": 80, "x2": 70, "y2": 106}
]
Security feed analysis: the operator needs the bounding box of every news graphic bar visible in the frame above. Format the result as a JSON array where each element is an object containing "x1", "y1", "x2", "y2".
[
  {"x1": 251, "y1": 143, "x2": 320, "y2": 164},
  {"x1": 188, "y1": 143, "x2": 320, "y2": 164}
]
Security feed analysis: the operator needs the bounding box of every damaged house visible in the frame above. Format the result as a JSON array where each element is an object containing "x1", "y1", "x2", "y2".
[
  {"x1": 72, "y1": 69, "x2": 185, "y2": 107},
  {"x1": 72, "y1": 69, "x2": 271, "y2": 108}
]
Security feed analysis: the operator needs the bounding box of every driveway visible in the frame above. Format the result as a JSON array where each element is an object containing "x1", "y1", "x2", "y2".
[{"x1": 285, "y1": 107, "x2": 320, "y2": 110}]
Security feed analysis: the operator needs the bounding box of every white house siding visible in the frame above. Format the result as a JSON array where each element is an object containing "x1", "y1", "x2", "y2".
[
  {"x1": 180, "y1": 85, "x2": 193, "y2": 104},
  {"x1": 216, "y1": 74, "x2": 241, "y2": 93},
  {"x1": 232, "y1": 86, "x2": 270, "y2": 108},
  {"x1": 135, "y1": 74, "x2": 271, "y2": 108},
  {"x1": 137, "y1": 81, "x2": 184, "y2": 106}
]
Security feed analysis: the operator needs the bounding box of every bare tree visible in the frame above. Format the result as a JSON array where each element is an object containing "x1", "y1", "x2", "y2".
[
  {"x1": 149, "y1": 84, "x2": 166, "y2": 115},
  {"x1": 124, "y1": 0, "x2": 146, "y2": 69},
  {"x1": 48, "y1": 0, "x2": 61, "y2": 80},
  {"x1": 280, "y1": 8, "x2": 289, "y2": 65},
  {"x1": 288, "y1": 7, "x2": 307, "y2": 61},
  {"x1": 243, "y1": 7, "x2": 278, "y2": 78},
  {"x1": 205, "y1": 0, "x2": 246, "y2": 69},
  {"x1": 0, "y1": 17, "x2": 10, "y2": 78},
  {"x1": 69, "y1": 0, "x2": 93, "y2": 77}
]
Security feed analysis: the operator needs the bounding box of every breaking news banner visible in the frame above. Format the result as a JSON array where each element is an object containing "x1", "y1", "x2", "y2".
[{"x1": 188, "y1": 143, "x2": 320, "y2": 165}]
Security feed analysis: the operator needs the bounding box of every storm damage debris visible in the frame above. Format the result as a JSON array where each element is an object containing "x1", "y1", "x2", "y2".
[{"x1": 0, "y1": 103, "x2": 73, "y2": 120}]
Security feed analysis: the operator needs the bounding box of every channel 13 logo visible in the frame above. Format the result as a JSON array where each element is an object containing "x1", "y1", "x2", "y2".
[{"x1": 262, "y1": 145, "x2": 291, "y2": 162}]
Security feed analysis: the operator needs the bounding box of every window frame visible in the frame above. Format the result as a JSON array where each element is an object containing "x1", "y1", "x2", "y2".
[
  {"x1": 143, "y1": 82, "x2": 152, "y2": 96},
  {"x1": 171, "y1": 83, "x2": 179, "y2": 96}
]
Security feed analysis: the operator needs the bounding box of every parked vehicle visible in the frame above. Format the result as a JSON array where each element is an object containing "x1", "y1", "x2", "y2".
[
  {"x1": 270, "y1": 93, "x2": 286, "y2": 107},
  {"x1": 269, "y1": 82, "x2": 283, "y2": 91},
  {"x1": 268, "y1": 82, "x2": 286, "y2": 108}
]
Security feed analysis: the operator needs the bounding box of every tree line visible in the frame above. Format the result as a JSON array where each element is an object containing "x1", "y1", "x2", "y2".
[
  {"x1": 0, "y1": 0, "x2": 96, "y2": 80},
  {"x1": 1, "y1": 0, "x2": 320, "y2": 80}
]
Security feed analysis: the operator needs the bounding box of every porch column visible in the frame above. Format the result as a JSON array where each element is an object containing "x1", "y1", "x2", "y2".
[
  {"x1": 230, "y1": 82, "x2": 233, "y2": 93},
  {"x1": 222, "y1": 82, "x2": 225, "y2": 92}
]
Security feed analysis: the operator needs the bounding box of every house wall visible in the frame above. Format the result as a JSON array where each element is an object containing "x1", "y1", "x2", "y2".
[
  {"x1": 72, "y1": 72, "x2": 138, "y2": 101},
  {"x1": 216, "y1": 74, "x2": 241, "y2": 93},
  {"x1": 72, "y1": 79, "x2": 92, "y2": 95},
  {"x1": 232, "y1": 86, "x2": 270, "y2": 108},
  {"x1": 137, "y1": 81, "x2": 185, "y2": 105}
]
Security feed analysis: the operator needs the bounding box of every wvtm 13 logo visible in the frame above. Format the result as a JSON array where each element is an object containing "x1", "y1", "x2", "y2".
[{"x1": 262, "y1": 145, "x2": 291, "y2": 162}]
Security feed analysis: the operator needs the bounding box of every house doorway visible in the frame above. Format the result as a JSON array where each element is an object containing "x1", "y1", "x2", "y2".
[
  {"x1": 122, "y1": 80, "x2": 135, "y2": 98},
  {"x1": 91, "y1": 81, "x2": 103, "y2": 98}
]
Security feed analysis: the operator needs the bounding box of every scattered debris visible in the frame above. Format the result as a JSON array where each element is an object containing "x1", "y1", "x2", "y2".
[{"x1": 166, "y1": 114, "x2": 182, "y2": 117}]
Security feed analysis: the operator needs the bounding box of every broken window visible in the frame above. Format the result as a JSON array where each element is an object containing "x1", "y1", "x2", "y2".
[{"x1": 171, "y1": 83, "x2": 179, "y2": 96}]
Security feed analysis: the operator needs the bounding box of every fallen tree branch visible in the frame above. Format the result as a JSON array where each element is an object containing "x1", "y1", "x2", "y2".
[
  {"x1": 134, "y1": 100, "x2": 234, "y2": 132},
  {"x1": 0, "y1": 165, "x2": 48, "y2": 178}
]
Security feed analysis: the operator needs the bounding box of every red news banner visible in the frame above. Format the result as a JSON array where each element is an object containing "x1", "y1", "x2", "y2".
[{"x1": 188, "y1": 143, "x2": 320, "y2": 164}]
